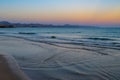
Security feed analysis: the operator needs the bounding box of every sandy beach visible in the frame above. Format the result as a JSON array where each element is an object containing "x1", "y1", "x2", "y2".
[
  {"x1": 0, "y1": 35, "x2": 120, "y2": 80},
  {"x1": 0, "y1": 53, "x2": 30, "y2": 80}
]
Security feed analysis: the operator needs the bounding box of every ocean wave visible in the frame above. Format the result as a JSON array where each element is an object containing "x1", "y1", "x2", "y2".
[
  {"x1": 86, "y1": 37, "x2": 115, "y2": 41},
  {"x1": 0, "y1": 34, "x2": 120, "y2": 51},
  {"x1": 18, "y1": 32, "x2": 36, "y2": 35},
  {"x1": 0, "y1": 32, "x2": 5, "y2": 34}
]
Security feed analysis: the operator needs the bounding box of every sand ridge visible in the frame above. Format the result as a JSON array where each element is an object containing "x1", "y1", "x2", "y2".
[{"x1": 0, "y1": 54, "x2": 30, "y2": 80}]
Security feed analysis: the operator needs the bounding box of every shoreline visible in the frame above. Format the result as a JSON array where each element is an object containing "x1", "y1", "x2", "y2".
[
  {"x1": 0, "y1": 35, "x2": 120, "y2": 80},
  {"x1": 0, "y1": 53, "x2": 30, "y2": 80}
]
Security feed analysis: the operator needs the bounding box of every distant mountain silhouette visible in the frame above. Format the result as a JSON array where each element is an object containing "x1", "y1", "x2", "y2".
[
  {"x1": 0, "y1": 21, "x2": 11, "y2": 25},
  {"x1": 0, "y1": 21, "x2": 98, "y2": 28},
  {"x1": 0, "y1": 21, "x2": 14, "y2": 28}
]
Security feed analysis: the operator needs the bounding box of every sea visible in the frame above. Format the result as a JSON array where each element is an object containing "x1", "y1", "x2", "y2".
[
  {"x1": 0, "y1": 27, "x2": 120, "y2": 49},
  {"x1": 0, "y1": 27, "x2": 120, "y2": 80}
]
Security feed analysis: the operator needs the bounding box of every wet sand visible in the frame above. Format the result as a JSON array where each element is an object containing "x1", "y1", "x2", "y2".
[
  {"x1": 0, "y1": 36, "x2": 120, "y2": 80},
  {"x1": 0, "y1": 54, "x2": 30, "y2": 80}
]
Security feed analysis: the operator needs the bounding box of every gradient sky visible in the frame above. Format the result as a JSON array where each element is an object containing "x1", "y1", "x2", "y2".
[{"x1": 0, "y1": 0, "x2": 120, "y2": 26}]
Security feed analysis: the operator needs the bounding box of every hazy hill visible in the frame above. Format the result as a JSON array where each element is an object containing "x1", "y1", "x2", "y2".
[
  {"x1": 0, "y1": 21, "x2": 97, "y2": 28},
  {"x1": 0, "y1": 21, "x2": 14, "y2": 28}
]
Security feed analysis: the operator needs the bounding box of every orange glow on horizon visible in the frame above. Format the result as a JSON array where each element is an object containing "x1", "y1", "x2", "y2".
[
  {"x1": 1, "y1": 7, "x2": 120, "y2": 25},
  {"x1": 0, "y1": 0, "x2": 120, "y2": 25}
]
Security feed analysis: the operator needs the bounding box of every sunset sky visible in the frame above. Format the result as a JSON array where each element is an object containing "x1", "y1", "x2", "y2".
[{"x1": 0, "y1": 0, "x2": 120, "y2": 26}]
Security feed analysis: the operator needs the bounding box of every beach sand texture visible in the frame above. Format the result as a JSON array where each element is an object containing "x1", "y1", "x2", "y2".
[
  {"x1": 0, "y1": 36, "x2": 120, "y2": 80},
  {"x1": 0, "y1": 54, "x2": 30, "y2": 80}
]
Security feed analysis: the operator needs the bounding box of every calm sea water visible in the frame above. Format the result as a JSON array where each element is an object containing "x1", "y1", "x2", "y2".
[
  {"x1": 0, "y1": 27, "x2": 120, "y2": 49},
  {"x1": 0, "y1": 27, "x2": 120, "y2": 80}
]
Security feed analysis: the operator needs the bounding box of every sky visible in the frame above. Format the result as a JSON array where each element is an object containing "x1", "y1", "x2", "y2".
[{"x1": 0, "y1": 0, "x2": 120, "y2": 26}]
